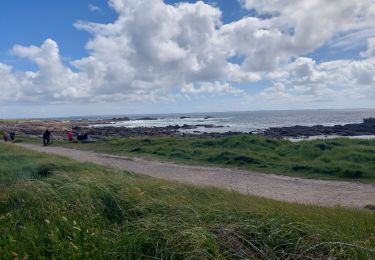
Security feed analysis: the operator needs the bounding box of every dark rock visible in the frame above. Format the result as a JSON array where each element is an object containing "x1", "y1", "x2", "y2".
[
  {"x1": 195, "y1": 124, "x2": 215, "y2": 128},
  {"x1": 112, "y1": 117, "x2": 130, "y2": 121},
  {"x1": 136, "y1": 117, "x2": 158, "y2": 121},
  {"x1": 195, "y1": 124, "x2": 224, "y2": 128},
  {"x1": 180, "y1": 124, "x2": 196, "y2": 129},
  {"x1": 264, "y1": 118, "x2": 375, "y2": 138},
  {"x1": 180, "y1": 116, "x2": 191, "y2": 119}
]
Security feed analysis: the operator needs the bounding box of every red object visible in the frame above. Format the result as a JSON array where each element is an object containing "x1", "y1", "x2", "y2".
[{"x1": 67, "y1": 132, "x2": 74, "y2": 141}]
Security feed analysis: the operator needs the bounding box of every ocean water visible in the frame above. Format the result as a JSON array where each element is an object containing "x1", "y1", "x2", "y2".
[{"x1": 90, "y1": 109, "x2": 375, "y2": 134}]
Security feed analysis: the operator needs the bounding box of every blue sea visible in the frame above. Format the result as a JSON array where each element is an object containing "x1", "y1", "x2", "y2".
[{"x1": 86, "y1": 109, "x2": 375, "y2": 134}]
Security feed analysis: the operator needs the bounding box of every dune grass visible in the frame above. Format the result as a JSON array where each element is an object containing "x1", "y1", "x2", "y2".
[
  {"x1": 0, "y1": 142, "x2": 374, "y2": 259},
  {"x1": 20, "y1": 134, "x2": 375, "y2": 182}
]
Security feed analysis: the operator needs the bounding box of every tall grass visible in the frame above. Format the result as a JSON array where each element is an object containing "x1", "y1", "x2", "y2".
[
  {"x1": 27, "y1": 134, "x2": 375, "y2": 182},
  {"x1": 0, "y1": 143, "x2": 374, "y2": 259}
]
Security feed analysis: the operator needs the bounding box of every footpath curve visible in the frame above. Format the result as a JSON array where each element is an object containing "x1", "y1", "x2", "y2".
[{"x1": 16, "y1": 143, "x2": 375, "y2": 208}]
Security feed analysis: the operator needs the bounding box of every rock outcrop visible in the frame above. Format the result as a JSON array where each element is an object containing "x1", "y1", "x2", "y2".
[{"x1": 264, "y1": 118, "x2": 375, "y2": 138}]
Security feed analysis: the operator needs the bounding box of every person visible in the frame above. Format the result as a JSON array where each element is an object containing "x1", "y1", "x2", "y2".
[
  {"x1": 67, "y1": 131, "x2": 74, "y2": 141},
  {"x1": 9, "y1": 132, "x2": 15, "y2": 143},
  {"x1": 77, "y1": 132, "x2": 89, "y2": 142},
  {"x1": 3, "y1": 132, "x2": 8, "y2": 142},
  {"x1": 43, "y1": 129, "x2": 51, "y2": 146}
]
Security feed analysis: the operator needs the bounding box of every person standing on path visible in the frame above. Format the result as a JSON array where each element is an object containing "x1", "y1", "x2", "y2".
[
  {"x1": 43, "y1": 129, "x2": 51, "y2": 146},
  {"x1": 9, "y1": 132, "x2": 16, "y2": 143},
  {"x1": 67, "y1": 131, "x2": 74, "y2": 142},
  {"x1": 3, "y1": 132, "x2": 8, "y2": 142}
]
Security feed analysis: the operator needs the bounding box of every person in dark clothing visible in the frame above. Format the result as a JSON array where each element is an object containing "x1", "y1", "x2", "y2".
[
  {"x1": 3, "y1": 132, "x2": 8, "y2": 142},
  {"x1": 9, "y1": 132, "x2": 15, "y2": 143},
  {"x1": 43, "y1": 129, "x2": 51, "y2": 146},
  {"x1": 77, "y1": 133, "x2": 88, "y2": 141}
]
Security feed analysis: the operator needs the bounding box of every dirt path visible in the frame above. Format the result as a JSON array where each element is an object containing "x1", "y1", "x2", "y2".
[{"x1": 16, "y1": 143, "x2": 375, "y2": 208}]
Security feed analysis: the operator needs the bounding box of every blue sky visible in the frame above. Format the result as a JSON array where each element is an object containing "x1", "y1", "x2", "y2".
[
  {"x1": 0, "y1": 0, "x2": 375, "y2": 118},
  {"x1": 0, "y1": 0, "x2": 117, "y2": 70}
]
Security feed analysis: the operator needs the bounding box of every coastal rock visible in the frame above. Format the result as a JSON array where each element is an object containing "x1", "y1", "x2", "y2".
[
  {"x1": 136, "y1": 117, "x2": 158, "y2": 121},
  {"x1": 195, "y1": 124, "x2": 224, "y2": 128},
  {"x1": 0, "y1": 118, "x2": 243, "y2": 139},
  {"x1": 6, "y1": 117, "x2": 374, "y2": 140},
  {"x1": 112, "y1": 117, "x2": 130, "y2": 121},
  {"x1": 264, "y1": 118, "x2": 375, "y2": 138}
]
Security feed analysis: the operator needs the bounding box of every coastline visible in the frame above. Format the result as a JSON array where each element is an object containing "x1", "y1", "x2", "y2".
[{"x1": 1, "y1": 116, "x2": 375, "y2": 140}]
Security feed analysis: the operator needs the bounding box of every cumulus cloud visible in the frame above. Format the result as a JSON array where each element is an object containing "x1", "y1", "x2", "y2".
[
  {"x1": 239, "y1": 0, "x2": 375, "y2": 68},
  {"x1": 361, "y1": 37, "x2": 375, "y2": 57},
  {"x1": 0, "y1": 63, "x2": 19, "y2": 102},
  {"x1": 1, "y1": 0, "x2": 375, "y2": 107},
  {"x1": 74, "y1": 0, "x2": 226, "y2": 98},
  {"x1": 350, "y1": 60, "x2": 375, "y2": 85},
  {"x1": 181, "y1": 81, "x2": 243, "y2": 94},
  {"x1": 8, "y1": 39, "x2": 89, "y2": 102},
  {"x1": 258, "y1": 57, "x2": 375, "y2": 103}
]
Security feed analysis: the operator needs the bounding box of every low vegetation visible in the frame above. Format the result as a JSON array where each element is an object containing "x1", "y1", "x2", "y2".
[
  {"x1": 0, "y1": 142, "x2": 374, "y2": 259},
  {"x1": 22, "y1": 134, "x2": 375, "y2": 182},
  {"x1": 0, "y1": 119, "x2": 20, "y2": 124}
]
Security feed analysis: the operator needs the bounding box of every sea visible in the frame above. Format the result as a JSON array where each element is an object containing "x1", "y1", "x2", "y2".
[{"x1": 84, "y1": 108, "x2": 375, "y2": 135}]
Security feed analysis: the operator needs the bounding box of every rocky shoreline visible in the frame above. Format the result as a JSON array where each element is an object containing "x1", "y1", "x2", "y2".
[
  {"x1": 1, "y1": 117, "x2": 375, "y2": 139},
  {"x1": 0, "y1": 119, "x2": 236, "y2": 139},
  {"x1": 264, "y1": 118, "x2": 375, "y2": 138}
]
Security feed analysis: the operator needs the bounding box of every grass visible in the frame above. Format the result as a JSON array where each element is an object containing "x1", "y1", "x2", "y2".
[
  {"x1": 0, "y1": 142, "x2": 374, "y2": 259},
  {"x1": 0, "y1": 119, "x2": 21, "y2": 123},
  {"x1": 19, "y1": 134, "x2": 375, "y2": 183}
]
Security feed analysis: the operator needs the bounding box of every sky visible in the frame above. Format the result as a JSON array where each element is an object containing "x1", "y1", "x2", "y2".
[{"x1": 1, "y1": 0, "x2": 375, "y2": 118}]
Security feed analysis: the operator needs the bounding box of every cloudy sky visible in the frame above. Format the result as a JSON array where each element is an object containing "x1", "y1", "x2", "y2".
[{"x1": 1, "y1": 0, "x2": 375, "y2": 118}]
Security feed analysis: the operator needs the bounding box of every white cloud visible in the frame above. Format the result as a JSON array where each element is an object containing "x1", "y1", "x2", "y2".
[
  {"x1": 181, "y1": 81, "x2": 243, "y2": 94},
  {"x1": 361, "y1": 37, "x2": 375, "y2": 57},
  {"x1": 239, "y1": 0, "x2": 375, "y2": 66},
  {"x1": 0, "y1": 63, "x2": 19, "y2": 102},
  {"x1": 8, "y1": 39, "x2": 90, "y2": 102},
  {"x1": 258, "y1": 57, "x2": 375, "y2": 104},
  {"x1": 351, "y1": 60, "x2": 375, "y2": 85},
  {"x1": 0, "y1": 0, "x2": 375, "y2": 108},
  {"x1": 74, "y1": 0, "x2": 227, "y2": 99},
  {"x1": 330, "y1": 28, "x2": 375, "y2": 50},
  {"x1": 88, "y1": 4, "x2": 102, "y2": 13}
]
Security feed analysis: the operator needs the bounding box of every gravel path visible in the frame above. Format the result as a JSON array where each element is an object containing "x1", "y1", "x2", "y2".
[{"x1": 16, "y1": 143, "x2": 375, "y2": 208}]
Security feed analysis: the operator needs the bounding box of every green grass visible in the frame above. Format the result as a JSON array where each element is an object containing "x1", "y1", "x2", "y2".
[
  {"x1": 20, "y1": 135, "x2": 375, "y2": 182},
  {"x1": 1, "y1": 142, "x2": 374, "y2": 259},
  {"x1": 0, "y1": 119, "x2": 21, "y2": 123}
]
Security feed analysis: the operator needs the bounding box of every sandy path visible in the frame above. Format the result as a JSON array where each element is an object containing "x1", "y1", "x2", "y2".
[{"x1": 16, "y1": 143, "x2": 375, "y2": 208}]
